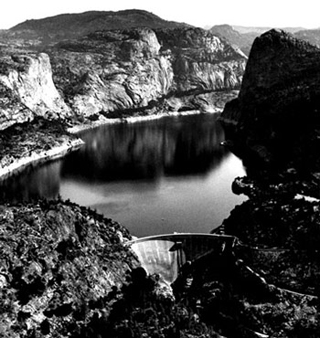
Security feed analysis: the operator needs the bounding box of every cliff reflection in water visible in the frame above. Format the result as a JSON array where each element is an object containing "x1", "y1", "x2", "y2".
[
  {"x1": 0, "y1": 161, "x2": 62, "y2": 202},
  {"x1": 62, "y1": 114, "x2": 227, "y2": 181}
]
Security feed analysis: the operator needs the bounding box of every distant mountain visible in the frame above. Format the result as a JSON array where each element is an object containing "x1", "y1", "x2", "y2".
[
  {"x1": 229, "y1": 25, "x2": 320, "y2": 50},
  {"x1": 3, "y1": 9, "x2": 190, "y2": 45},
  {"x1": 209, "y1": 24, "x2": 308, "y2": 56},
  {"x1": 232, "y1": 25, "x2": 304, "y2": 34},
  {"x1": 294, "y1": 29, "x2": 320, "y2": 47},
  {"x1": 209, "y1": 25, "x2": 259, "y2": 55},
  {"x1": 232, "y1": 25, "x2": 271, "y2": 34}
]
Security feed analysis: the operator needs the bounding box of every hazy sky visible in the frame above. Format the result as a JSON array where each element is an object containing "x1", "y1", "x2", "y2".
[{"x1": 1, "y1": 0, "x2": 319, "y2": 30}]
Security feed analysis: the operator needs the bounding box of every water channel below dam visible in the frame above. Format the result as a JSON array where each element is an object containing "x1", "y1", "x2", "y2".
[{"x1": 1, "y1": 114, "x2": 247, "y2": 237}]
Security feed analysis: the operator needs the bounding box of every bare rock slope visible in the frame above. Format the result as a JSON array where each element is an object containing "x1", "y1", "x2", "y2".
[{"x1": 0, "y1": 52, "x2": 70, "y2": 130}]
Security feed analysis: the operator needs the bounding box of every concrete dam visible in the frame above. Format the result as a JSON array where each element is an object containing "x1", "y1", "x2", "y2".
[{"x1": 127, "y1": 233, "x2": 236, "y2": 284}]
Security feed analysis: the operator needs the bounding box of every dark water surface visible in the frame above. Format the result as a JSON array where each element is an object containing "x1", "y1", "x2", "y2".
[{"x1": 1, "y1": 114, "x2": 246, "y2": 237}]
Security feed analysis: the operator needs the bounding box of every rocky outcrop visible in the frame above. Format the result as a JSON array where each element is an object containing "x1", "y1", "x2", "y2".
[
  {"x1": 0, "y1": 199, "x2": 137, "y2": 338},
  {"x1": 49, "y1": 27, "x2": 246, "y2": 120},
  {"x1": 0, "y1": 52, "x2": 70, "y2": 130},
  {"x1": 221, "y1": 29, "x2": 320, "y2": 169},
  {"x1": 1, "y1": 198, "x2": 319, "y2": 338}
]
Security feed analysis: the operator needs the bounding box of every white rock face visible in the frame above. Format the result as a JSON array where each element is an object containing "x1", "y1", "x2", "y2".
[
  {"x1": 0, "y1": 53, "x2": 70, "y2": 125},
  {"x1": 71, "y1": 55, "x2": 173, "y2": 117},
  {"x1": 51, "y1": 27, "x2": 247, "y2": 119},
  {"x1": 0, "y1": 27, "x2": 247, "y2": 129}
]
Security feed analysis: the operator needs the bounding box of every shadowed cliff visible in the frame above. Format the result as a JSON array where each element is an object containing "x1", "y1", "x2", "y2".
[{"x1": 221, "y1": 29, "x2": 320, "y2": 172}]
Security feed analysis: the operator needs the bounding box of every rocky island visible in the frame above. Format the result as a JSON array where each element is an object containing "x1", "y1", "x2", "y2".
[{"x1": 1, "y1": 11, "x2": 320, "y2": 338}]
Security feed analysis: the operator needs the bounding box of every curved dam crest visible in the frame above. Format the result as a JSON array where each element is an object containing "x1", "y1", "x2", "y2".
[{"x1": 128, "y1": 233, "x2": 236, "y2": 284}]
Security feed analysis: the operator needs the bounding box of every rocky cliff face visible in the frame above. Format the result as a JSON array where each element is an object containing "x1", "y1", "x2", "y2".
[
  {"x1": 155, "y1": 27, "x2": 246, "y2": 91},
  {"x1": 0, "y1": 52, "x2": 70, "y2": 130},
  {"x1": 50, "y1": 28, "x2": 173, "y2": 118},
  {"x1": 0, "y1": 26, "x2": 246, "y2": 130},
  {"x1": 221, "y1": 29, "x2": 320, "y2": 169},
  {"x1": 50, "y1": 27, "x2": 246, "y2": 120}
]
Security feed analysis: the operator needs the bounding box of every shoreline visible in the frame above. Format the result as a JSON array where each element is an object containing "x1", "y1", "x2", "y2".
[
  {"x1": 0, "y1": 108, "x2": 223, "y2": 182},
  {"x1": 67, "y1": 109, "x2": 222, "y2": 134},
  {"x1": 0, "y1": 138, "x2": 84, "y2": 182}
]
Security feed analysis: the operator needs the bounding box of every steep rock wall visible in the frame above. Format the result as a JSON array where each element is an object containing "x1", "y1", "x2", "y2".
[
  {"x1": 0, "y1": 27, "x2": 247, "y2": 129},
  {"x1": 50, "y1": 28, "x2": 174, "y2": 118},
  {"x1": 0, "y1": 53, "x2": 70, "y2": 129},
  {"x1": 50, "y1": 27, "x2": 247, "y2": 119},
  {"x1": 221, "y1": 29, "x2": 320, "y2": 167},
  {"x1": 155, "y1": 27, "x2": 246, "y2": 92}
]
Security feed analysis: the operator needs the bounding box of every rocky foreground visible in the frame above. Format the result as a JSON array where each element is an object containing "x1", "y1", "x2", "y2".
[
  {"x1": 0, "y1": 199, "x2": 138, "y2": 338},
  {"x1": 1, "y1": 193, "x2": 320, "y2": 338}
]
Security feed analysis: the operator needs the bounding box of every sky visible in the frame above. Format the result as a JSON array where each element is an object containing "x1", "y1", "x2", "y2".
[{"x1": 1, "y1": 0, "x2": 319, "y2": 30}]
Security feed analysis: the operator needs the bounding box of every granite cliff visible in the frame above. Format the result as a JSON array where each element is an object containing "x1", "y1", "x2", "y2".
[
  {"x1": 50, "y1": 27, "x2": 246, "y2": 120},
  {"x1": 50, "y1": 28, "x2": 173, "y2": 119},
  {"x1": 221, "y1": 29, "x2": 320, "y2": 170},
  {"x1": 0, "y1": 52, "x2": 70, "y2": 130},
  {"x1": 0, "y1": 26, "x2": 246, "y2": 130}
]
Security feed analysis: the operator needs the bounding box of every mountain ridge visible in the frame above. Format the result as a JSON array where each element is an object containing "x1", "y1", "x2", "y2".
[
  {"x1": 232, "y1": 25, "x2": 304, "y2": 34},
  {"x1": 4, "y1": 9, "x2": 191, "y2": 46},
  {"x1": 209, "y1": 24, "x2": 319, "y2": 56},
  {"x1": 209, "y1": 24, "x2": 255, "y2": 55}
]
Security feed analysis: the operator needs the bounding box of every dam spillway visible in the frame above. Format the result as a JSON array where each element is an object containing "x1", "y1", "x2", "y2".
[{"x1": 128, "y1": 233, "x2": 236, "y2": 284}]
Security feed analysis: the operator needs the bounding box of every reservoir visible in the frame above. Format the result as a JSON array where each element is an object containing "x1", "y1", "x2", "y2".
[{"x1": 1, "y1": 114, "x2": 246, "y2": 237}]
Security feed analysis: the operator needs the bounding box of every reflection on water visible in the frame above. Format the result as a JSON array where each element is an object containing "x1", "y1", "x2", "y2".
[
  {"x1": 62, "y1": 114, "x2": 226, "y2": 181},
  {"x1": 0, "y1": 161, "x2": 62, "y2": 202},
  {"x1": 0, "y1": 114, "x2": 247, "y2": 236}
]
